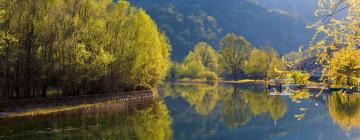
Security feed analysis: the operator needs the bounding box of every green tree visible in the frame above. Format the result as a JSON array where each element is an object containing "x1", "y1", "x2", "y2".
[
  {"x1": 175, "y1": 42, "x2": 218, "y2": 81},
  {"x1": 219, "y1": 33, "x2": 252, "y2": 80},
  {"x1": 0, "y1": 0, "x2": 171, "y2": 99},
  {"x1": 0, "y1": 6, "x2": 18, "y2": 98},
  {"x1": 245, "y1": 46, "x2": 283, "y2": 81},
  {"x1": 192, "y1": 42, "x2": 219, "y2": 72},
  {"x1": 288, "y1": 71, "x2": 310, "y2": 84}
]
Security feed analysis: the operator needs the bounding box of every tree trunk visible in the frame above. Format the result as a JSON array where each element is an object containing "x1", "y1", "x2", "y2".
[
  {"x1": 347, "y1": 74, "x2": 351, "y2": 87},
  {"x1": 24, "y1": 23, "x2": 35, "y2": 98},
  {"x1": 41, "y1": 81, "x2": 47, "y2": 98},
  {"x1": 233, "y1": 71, "x2": 238, "y2": 80},
  {"x1": 264, "y1": 72, "x2": 267, "y2": 81}
]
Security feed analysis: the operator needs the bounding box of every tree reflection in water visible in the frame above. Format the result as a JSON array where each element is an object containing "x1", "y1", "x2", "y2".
[
  {"x1": 0, "y1": 100, "x2": 173, "y2": 140},
  {"x1": 328, "y1": 92, "x2": 360, "y2": 131},
  {"x1": 173, "y1": 84, "x2": 220, "y2": 116},
  {"x1": 219, "y1": 86, "x2": 252, "y2": 128},
  {"x1": 168, "y1": 83, "x2": 288, "y2": 129}
]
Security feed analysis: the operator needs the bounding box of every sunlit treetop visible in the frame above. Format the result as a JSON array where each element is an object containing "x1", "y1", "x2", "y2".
[{"x1": 311, "y1": 0, "x2": 360, "y2": 62}]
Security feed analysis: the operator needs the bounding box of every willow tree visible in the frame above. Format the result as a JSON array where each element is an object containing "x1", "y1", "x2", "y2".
[
  {"x1": 174, "y1": 42, "x2": 218, "y2": 81},
  {"x1": 192, "y1": 42, "x2": 219, "y2": 72},
  {"x1": 310, "y1": 0, "x2": 360, "y2": 84},
  {"x1": 0, "y1": 5, "x2": 18, "y2": 98},
  {"x1": 109, "y1": 4, "x2": 171, "y2": 90},
  {"x1": 219, "y1": 33, "x2": 252, "y2": 80},
  {"x1": 245, "y1": 46, "x2": 283, "y2": 81},
  {"x1": 0, "y1": 0, "x2": 171, "y2": 98}
]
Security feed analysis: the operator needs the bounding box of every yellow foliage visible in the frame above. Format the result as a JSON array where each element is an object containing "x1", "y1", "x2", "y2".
[
  {"x1": 328, "y1": 47, "x2": 360, "y2": 87},
  {"x1": 328, "y1": 92, "x2": 360, "y2": 131},
  {"x1": 311, "y1": 0, "x2": 360, "y2": 82}
]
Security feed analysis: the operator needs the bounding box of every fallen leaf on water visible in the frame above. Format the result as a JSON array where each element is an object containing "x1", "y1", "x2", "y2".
[
  {"x1": 294, "y1": 113, "x2": 306, "y2": 120},
  {"x1": 299, "y1": 108, "x2": 308, "y2": 111}
]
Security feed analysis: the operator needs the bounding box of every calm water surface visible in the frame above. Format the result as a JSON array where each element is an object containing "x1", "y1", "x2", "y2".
[{"x1": 1, "y1": 83, "x2": 360, "y2": 140}]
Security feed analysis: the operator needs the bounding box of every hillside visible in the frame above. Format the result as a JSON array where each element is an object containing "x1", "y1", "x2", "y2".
[
  {"x1": 251, "y1": 0, "x2": 317, "y2": 21},
  {"x1": 129, "y1": 0, "x2": 314, "y2": 60}
]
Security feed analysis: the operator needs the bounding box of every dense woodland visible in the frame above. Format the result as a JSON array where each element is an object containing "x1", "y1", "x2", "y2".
[
  {"x1": 170, "y1": 33, "x2": 283, "y2": 81},
  {"x1": 171, "y1": 0, "x2": 360, "y2": 89},
  {"x1": 0, "y1": 0, "x2": 171, "y2": 99},
  {"x1": 0, "y1": 0, "x2": 359, "y2": 100}
]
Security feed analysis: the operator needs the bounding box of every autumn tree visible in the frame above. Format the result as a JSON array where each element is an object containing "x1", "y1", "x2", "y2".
[
  {"x1": 219, "y1": 33, "x2": 252, "y2": 80},
  {"x1": 310, "y1": 0, "x2": 360, "y2": 84},
  {"x1": 282, "y1": 46, "x2": 308, "y2": 70},
  {"x1": 328, "y1": 47, "x2": 360, "y2": 87}
]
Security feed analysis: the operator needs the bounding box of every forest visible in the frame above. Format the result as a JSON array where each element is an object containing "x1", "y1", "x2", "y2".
[
  {"x1": 169, "y1": 33, "x2": 283, "y2": 81},
  {"x1": 0, "y1": 0, "x2": 359, "y2": 100},
  {"x1": 0, "y1": 0, "x2": 171, "y2": 99},
  {"x1": 171, "y1": 0, "x2": 360, "y2": 87}
]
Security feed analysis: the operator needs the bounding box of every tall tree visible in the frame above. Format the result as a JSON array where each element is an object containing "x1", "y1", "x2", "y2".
[
  {"x1": 0, "y1": 0, "x2": 171, "y2": 99},
  {"x1": 174, "y1": 42, "x2": 218, "y2": 81},
  {"x1": 192, "y1": 42, "x2": 219, "y2": 73},
  {"x1": 310, "y1": 0, "x2": 360, "y2": 81},
  {"x1": 245, "y1": 46, "x2": 283, "y2": 81},
  {"x1": 328, "y1": 47, "x2": 360, "y2": 87},
  {"x1": 219, "y1": 33, "x2": 252, "y2": 80}
]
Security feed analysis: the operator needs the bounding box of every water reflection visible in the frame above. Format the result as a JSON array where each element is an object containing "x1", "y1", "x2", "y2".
[
  {"x1": 163, "y1": 84, "x2": 288, "y2": 129},
  {"x1": 163, "y1": 83, "x2": 360, "y2": 136},
  {"x1": 1, "y1": 83, "x2": 360, "y2": 140},
  {"x1": 0, "y1": 100, "x2": 173, "y2": 140},
  {"x1": 328, "y1": 92, "x2": 360, "y2": 131},
  {"x1": 175, "y1": 84, "x2": 219, "y2": 116}
]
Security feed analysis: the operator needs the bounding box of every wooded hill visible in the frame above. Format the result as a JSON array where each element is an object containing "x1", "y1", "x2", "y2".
[{"x1": 129, "y1": 0, "x2": 314, "y2": 60}]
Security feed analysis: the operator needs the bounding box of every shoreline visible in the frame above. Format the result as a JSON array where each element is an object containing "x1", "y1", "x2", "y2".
[
  {"x1": 0, "y1": 90, "x2": 155, "y2": 118},
  {"x1": 173, "y1": 80, "x2": 329, "y2": 90},
  {"x1": 175, "y1": 79, "x2": 266, "y2": 84}
]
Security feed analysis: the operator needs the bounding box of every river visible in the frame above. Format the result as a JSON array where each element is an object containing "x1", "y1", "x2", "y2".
[{"x1": 1, "y1": 83, "x2": 360, "y2": 140}]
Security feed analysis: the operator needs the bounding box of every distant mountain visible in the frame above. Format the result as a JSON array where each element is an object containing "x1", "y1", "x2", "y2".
[
  {"x1": 250, "y1": 0, "x2": 318, "y2": 21},
  {"x1": 129, "y1": 0, "x2": 314, "y2": 60}
]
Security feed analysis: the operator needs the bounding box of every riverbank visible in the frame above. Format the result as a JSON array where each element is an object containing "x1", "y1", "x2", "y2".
[
  {"x1": 174, "y1": 80, "x2": 334, "y2": 92},
  {"x1": 0, "y1": 90, "x2": 155, "y2": 118},
  {"x1": 175, "y1": 79, "x2": 266, "y2": 84}
]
